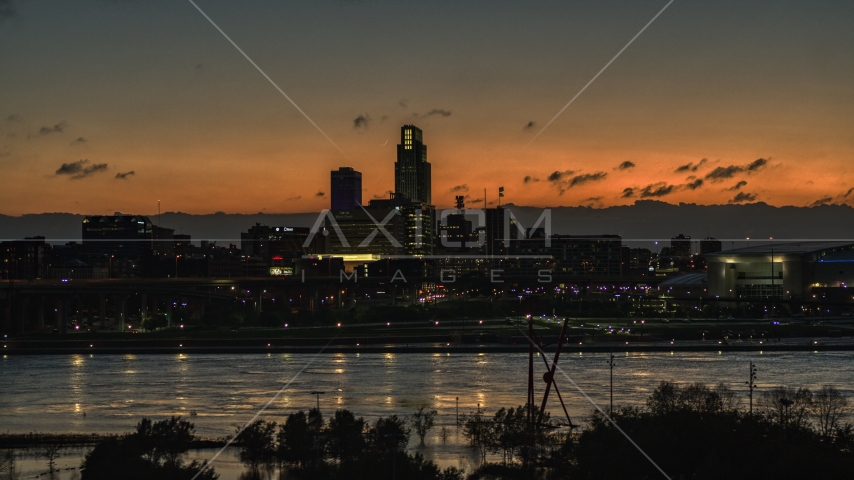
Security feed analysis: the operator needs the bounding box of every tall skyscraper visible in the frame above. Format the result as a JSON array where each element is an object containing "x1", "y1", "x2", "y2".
[
  {"x1": 395, "y1": 125, "x2": 431, "y2": 204},
  {"x1": 331, "y1": 167, "x2": 362, "y2": 210},
  {"x1": 671, "y1": 234, "x2": 692, "y2": 257}
]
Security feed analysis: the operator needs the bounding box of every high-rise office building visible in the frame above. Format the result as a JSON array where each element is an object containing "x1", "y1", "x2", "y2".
[
  {"x1": 331, "y1": 167, "x2": 362, "y2": 210},
  {"x1": 395, "y1": 125, "x2": 431, "y2": 204},
  {"x1": 671, "y1": 234, "x2": 692, "y2": 257},
  {"x1": 700, "y1": 237, "x2": 722, "y2": 255}
]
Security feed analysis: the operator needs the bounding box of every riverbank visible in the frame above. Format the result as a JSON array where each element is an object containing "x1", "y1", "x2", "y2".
[
  {"x1": 4, "y1": 317, "x2": 853, "y2": 354},
  {"x1": 2, "y1": 338, "x2": 853, "y2": 354},
  {"x1": 0, "y1": 433, "x2": 223, "y2": 450}
]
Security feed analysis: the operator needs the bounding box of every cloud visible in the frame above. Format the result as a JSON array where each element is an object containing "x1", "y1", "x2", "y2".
[
  {"x1": 315, "y1": 191, "x2": 325, "y2": 197},
  {"x1": 615, "y1": 161, "x2": 635, "y2": 171},
  {"x1": 353, "y1": 114, "x2": 370, "y2": 129},
  {"x1": 547, "y1": 170, "x2": 575, "y2": 182},
  {"x1": 523, "y1": 121, "x2": 536, "y2": 131},
  {"x1": 399, "y1": 100, "x2": 408, "y2": 109},
  {"x1": 704, "y1": 158, "x2": 769, "y2": 182},
  {"x1": 286, "y1": 195, "x2": 302, "y2": 201},
  {"x1": 568, "y1": 172, "x2": 607, "y2": 188},
  {"x1": 746, "y1": 158, "x2": 767, "y2": 171},
  {"x1": 625, "y1": 177, "x2": 704, "y2": 198},
  {"x1": 639, "y1": 182, "x2": 676, "y2": 198},
  {"x1": 523, "y1": 175, "x2": 540, "y2": 184},
  {"x1": 684, "y1": 179, "x2": 704, "y2": 190},
  {"x1": 70, "y1": 137, "x2": 87, "y2": 145},
  {"x1": 810, "y1": 196, "x2": 834, "y2": 207},
  {"x1": 544, "y1": 170, "x2": 606, "y2": 194},
  {"x1": 55, "y1": 159, "x2": 108, "y2": 179},
  {"x1": 449, "y1": 184, "x2": 469, "y2": 193},
  {"x1": 115, "y1": 171, "x2": 135, "y2": 179},
  {"x1": 726, "y1": 181, "x2": 748, "y2": 191},
  {"x1": 0, "y1": 0, "x2": 16, "y2": 26},
  {"x1": 6, "y1": 114, "x2": 22, "y2": 123},
  {"x1": 372, "y1": 190, "x2": 393, "y2": 199},
  {"x1": 195, "y1": 63, "x2": 204, "y2": 70},
  {"x1": 728, "y1": 192, "x2": 758, "y2": 204},
  {"x1": 38, "y1": 121, "x2": 67, "y2": 136},
  {"x1": 424, "y1": 108, "x2": 451, "y2": 117},
  {"x1": 582, "y1": 196, "x2": 604, "y2": 207},
  {"x1": 675, "y1": 158, "x2": 708, "y2": 173},
  {"x1": 704, "y1": 165, "x2": 742, "y2": 181},
  {"x1": 843, "y1": 187, "x2": 854, "y2": 198}
]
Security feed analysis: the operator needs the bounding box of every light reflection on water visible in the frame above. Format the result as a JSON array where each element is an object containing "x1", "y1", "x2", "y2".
[{"x1": 1, "y1": 351, "x2": 853, "y2": 476}]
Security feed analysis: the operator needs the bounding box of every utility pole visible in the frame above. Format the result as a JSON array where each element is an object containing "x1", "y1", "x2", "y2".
[
  {"x1": 607, "y1": 352, "x2": 616, "y2": 416},
  {"x1": 746, "y1": 362, "x2": 758, "y2": 414},
  {"x1": 311, "y1": 391, "x2": 325, "y2": 411}
]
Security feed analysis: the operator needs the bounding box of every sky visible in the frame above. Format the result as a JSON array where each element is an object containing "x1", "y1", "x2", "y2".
[{"x1": 0, "y1": 0, "x2": 852, "y2": 215}]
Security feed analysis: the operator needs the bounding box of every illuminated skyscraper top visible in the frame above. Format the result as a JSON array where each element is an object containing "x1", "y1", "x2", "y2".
[{"x1": 395, "y1": 125, "x2": 431, "y2": 204}]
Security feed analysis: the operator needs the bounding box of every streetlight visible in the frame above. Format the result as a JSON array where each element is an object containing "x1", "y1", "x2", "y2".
[
  {"x1": 746, "y1": 362, "x2": 758, "y2": 414},
  {"x1": 780, "y1": 397, "x2": 794, "y2": 425},
  {"x1": 108, "y1": 255, "x2": 114, "y2": 279},
  {"x1": 174, "y1": 255, "x2": 181, "y2": 278},
  {"x1": 310, "y1": 391, "x2": 325, "y2": 411}
]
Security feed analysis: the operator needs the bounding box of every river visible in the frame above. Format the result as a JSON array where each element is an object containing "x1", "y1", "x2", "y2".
[{"x1": 1, "y1": 350, "x2": 852, "y2": 478}]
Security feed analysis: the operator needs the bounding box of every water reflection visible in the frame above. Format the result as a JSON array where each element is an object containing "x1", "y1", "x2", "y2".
[{"x1": 2, "y1": 351, "x2": 852, "y2": 471}]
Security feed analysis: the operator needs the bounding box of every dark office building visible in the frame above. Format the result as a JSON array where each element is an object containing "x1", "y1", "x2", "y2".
[
  {"x1": 395, "y1": 125, "x2": 431, "y2": 204},
  {"x1": 481, "y1": 207, "x2": 518, "y2": 257},
  {"x1": 369, "y1": 195, "x2": 435, "y2": 256},
  {"x1": 1, "y1": 237, "x2": 47, "y2": 280},
  {"x1": 331, "y1": 167, "x2": 362, "y2": 210},
  {"x1": 80, "y1": 216, "x2": 156, "y2": 277},
  {"x1": 700, "y1": 237, "x2": 722, "y2": 255},
  {"x1": 152, "y1": 225, "x2": 175, "y2": 257},
  {"x1": 82, "y1": 215, "x2": 154, "y2": 259},
  {"x1": 325, "y1": 208, "x2": 405, "y2": 257},
  {"x1": 240, "y1": 224, "x2": 318, "y2": 258},
  {"x1": 508, "y1": 234, "x2": 625, "y2": 278},
  {"x1": 671, "y1": 234, "x2": 692, "y2": 257},
  {"x1": 438, "y1": 212, "x2": 476, "y2": 252}
]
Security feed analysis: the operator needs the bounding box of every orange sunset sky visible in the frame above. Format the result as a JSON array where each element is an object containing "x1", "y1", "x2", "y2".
[{"x1": 0, "y1": 0, "x2": 852, "y2": 215}]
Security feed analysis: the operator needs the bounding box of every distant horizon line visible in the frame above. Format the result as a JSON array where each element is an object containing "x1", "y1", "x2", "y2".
[{"x1": 2, "y1": 200, "x2": 854, "y2": 217}]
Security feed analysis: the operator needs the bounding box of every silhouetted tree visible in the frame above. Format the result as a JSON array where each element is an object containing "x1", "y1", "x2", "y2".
[
  {"x1": 811, "y1": 385, "x2": 850, "y2": 438},
  {"x1": 326, "y1": 409, "x2": 366, "y2": 461},
  {"x1": 81, "y1": 417, "x2": 218, "y2": 480},
  {"x1": 759, "y1": 386, "x2": 813, "y2": 428},
  {"x1": 237, "y1": 420, "x2": 277, "y2": 469},
  {"x1": 277, "y1": 411, "x2": 318, "y2": 468},
  {"x1": 410, "y1": 407, "x2": 437, "y2": 445},
  {"x1": 43, "y1": 443, "x2": 63, "y2": 473}
]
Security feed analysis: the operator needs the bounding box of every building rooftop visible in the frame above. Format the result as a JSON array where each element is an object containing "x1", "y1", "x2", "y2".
[
  {"x1": 706, "y1": 241, "x2": 854, "y2": 256},
  {"x1": 818, "y1": 250, "x2": 854, "y2": 263},
  {"x1": 659, "y1": 273, "x2": 708, "y2": 286}
]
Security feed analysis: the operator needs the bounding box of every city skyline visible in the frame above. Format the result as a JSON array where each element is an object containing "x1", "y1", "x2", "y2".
[{"x1": 0, "y1": 0, "x2": 852, "y2": 215}]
